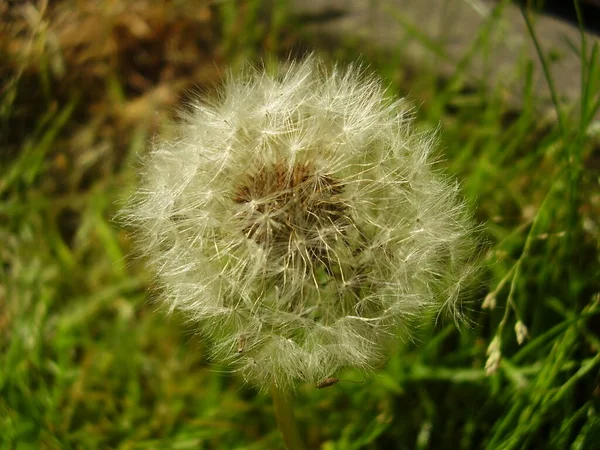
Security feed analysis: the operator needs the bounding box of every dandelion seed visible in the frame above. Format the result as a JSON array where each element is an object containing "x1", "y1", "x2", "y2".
[
  {"x1": 316, "y1": 377, "x2": 340, "y2": 389},
  {"x1": 120, "y1": 55, "x2": 480, "y2": 392}
]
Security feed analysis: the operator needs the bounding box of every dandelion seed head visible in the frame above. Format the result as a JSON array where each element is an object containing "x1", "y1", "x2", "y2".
[{"x1": 120, "y1": 56, "x2": 480, "y2": 391}]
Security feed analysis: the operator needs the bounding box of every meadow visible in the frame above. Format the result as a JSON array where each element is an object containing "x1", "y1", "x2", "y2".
[{"x1": 1, "y1": 0, "x2": 598, "y2": 448}]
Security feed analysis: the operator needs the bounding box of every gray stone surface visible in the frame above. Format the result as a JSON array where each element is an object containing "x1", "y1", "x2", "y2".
[{"x1": 291, "y1": 0, "x2": 599, "y2": 117}]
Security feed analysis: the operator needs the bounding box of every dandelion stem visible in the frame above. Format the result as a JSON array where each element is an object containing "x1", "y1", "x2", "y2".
[{"x1": 272, "y1": 384, "x2": 306, "y2": 450}]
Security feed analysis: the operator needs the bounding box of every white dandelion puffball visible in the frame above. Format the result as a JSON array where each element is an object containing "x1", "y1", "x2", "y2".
[{"x1": 122, "y1": 56, "x2": 478, "y2": 391}]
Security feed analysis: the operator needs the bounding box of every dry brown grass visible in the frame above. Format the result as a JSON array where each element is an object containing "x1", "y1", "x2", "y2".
[{"x1": 1, "y1": 0, "x2": 222, "y2": 192}]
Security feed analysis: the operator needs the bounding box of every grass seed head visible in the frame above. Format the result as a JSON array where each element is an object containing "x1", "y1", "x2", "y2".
[{"x1": 120, "y1": 55, "x2": 480, "y2": 392}]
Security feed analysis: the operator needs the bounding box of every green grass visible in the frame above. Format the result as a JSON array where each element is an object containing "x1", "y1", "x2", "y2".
[{"x1": 1, "y1": 0, "x2": 599, "y2": 449}]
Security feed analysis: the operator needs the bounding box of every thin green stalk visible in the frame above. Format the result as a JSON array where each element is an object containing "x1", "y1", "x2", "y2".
[
  {"x1": 272, "y1": 384, "x2": 306, "y2": 450},
  {"x1": 520, "y1": 6, "x2": 567, "y2": 138}
]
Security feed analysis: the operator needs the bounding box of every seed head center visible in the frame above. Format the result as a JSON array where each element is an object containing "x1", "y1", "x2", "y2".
[{"x1": 233, "y1": 161, "x2": 346, "y2": 257}]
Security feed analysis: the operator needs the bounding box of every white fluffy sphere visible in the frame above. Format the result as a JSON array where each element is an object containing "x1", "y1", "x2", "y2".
[{"x1": 121, "y1": 56, "x2": 479, "y2": 391}]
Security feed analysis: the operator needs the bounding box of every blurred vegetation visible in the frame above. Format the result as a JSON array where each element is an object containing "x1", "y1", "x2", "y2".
[{"x1": 1, "y1": 0, "x2": 598, "y2": 449}]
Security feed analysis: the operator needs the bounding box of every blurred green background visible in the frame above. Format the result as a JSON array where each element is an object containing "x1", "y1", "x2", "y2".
[{"x1": 1, "y1": 0, "x2": 598, "y2": 448}]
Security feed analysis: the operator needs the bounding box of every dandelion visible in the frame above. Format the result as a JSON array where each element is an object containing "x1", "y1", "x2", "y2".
[{"x1": 120, "y1": 56, "x2": 479, "y2": 446}]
